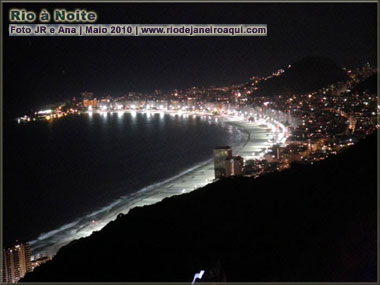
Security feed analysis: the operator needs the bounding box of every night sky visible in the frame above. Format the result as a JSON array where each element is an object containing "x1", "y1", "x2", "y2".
[{"x1": 3, "y1": 3, "x2": 377, "y2": 117}]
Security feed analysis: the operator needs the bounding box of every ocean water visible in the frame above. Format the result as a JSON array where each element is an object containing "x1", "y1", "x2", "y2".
[{"x1": 3, "y1": 112, "x2": 243, "y2": 249}]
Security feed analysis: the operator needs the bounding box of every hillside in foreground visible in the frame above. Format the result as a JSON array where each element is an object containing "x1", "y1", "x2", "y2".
[{"x1": 23, "y1": 132, "x2": 377, "y2": 282}]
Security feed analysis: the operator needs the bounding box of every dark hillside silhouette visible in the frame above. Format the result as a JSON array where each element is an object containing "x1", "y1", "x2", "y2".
[{"x1": 23, "y1": 132, "x2": 377, "y2": 282}]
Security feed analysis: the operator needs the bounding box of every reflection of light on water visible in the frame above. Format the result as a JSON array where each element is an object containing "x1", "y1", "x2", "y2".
[
  {"x1": 130, "y1": 111, "x2": 137, "y2": 118},
  {"x1": 146, "y1": 111, "x2": 152, "y2": 121},
  {"x1": 117, "y1": 111, "x2": 124, "y2": 118},
  {"x1": 101, "y1": 112, "x2": 108, "y2": 120}
]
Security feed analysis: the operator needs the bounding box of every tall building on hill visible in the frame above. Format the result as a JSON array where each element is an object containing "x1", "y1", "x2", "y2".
[{"x1": 2, "y1": 242, "x2": 32, "y2": 283}]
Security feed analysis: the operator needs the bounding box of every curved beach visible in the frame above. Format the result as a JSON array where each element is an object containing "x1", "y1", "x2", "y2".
[{"x1": 29, "y1": 112, "x2": 286, "y2": 257}]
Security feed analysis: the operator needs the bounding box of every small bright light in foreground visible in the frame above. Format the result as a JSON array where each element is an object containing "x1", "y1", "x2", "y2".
[{"x1": 192, "y1": 270, "x2": 205, "y2": 284}]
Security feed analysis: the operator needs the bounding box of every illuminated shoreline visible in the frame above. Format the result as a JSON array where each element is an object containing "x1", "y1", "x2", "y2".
[{"x1": 28, "y1": 110, "x2": 288, "y2": 258}]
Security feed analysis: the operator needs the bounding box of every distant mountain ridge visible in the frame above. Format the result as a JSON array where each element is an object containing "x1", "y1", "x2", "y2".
[{"x1": 255, "y1": 56, "x2": 348, "y2": 96}]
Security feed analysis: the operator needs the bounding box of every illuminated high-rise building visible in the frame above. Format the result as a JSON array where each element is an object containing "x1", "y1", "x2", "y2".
[
  {"x1": 2, "y1": 242, "x2": 32, "y2": 283},
  {"x1": 213, "y1": 146, "x2": 232, "y2": 179}
]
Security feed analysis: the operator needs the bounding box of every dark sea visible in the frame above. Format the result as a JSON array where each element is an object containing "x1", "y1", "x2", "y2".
[{"x1": 4, "y1": 112, "x2": 242, "y2": 249}]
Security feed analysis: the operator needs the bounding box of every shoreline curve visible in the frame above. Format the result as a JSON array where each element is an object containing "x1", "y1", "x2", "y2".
[{"x1": 28, "y1": 111, "x2": 287, "y2": 257}]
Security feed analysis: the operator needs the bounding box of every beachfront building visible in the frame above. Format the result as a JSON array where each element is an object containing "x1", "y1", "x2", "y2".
[
  {"x1": 223, "y1": 156, "x2": 245, "y2": 177},
  {"x1": 83, "y1": 99, "x2": 98, "y2": 109},
  {"x1": 213, "y1": 146, "x2": 232, "y2": 179},
  {"x1": 2, "y1": 242, "x2": 32, "y2": 283},
  {"x1": 213, "y1": 147, "x2": 245, "y2": 178},
  {"x1": 233, "y1": 156, "x2": 244, "y2": 176},
  {"x1": 224, "y1": 158, "x2": 234, "y2": 178}
]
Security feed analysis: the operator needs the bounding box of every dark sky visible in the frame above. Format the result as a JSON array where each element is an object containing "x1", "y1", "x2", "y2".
[{"x1": 3, "y1": 2, "x2": 377, "y2": 117}]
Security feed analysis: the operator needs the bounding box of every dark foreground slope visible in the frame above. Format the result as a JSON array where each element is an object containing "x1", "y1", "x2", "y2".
[
  {"x1": 256, "y1": 57, "x2": 347, "y2": 96},
  {"x1": 23, "y1": 132, "x2": 377, "y2": 282}
]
